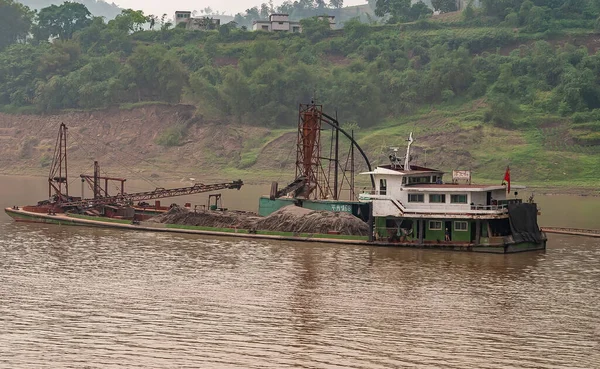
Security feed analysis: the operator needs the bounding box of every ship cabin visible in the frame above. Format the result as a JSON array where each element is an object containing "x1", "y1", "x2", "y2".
[{"x1": 359, "y1": 135, "x2": 523, "y2": 246}]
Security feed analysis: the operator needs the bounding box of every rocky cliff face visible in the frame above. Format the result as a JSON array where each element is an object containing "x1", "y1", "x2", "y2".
[{"x1": 0, "y1": 104, "x2": 294, "y2": 183}]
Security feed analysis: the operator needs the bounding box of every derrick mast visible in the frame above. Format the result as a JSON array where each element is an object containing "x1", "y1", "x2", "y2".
[
  {"x1": 48, "y1": 123, "x2": 69, "y2": 202},
  {"x1": 296, "y1": 103, "x2": 333, "y2": 200}
]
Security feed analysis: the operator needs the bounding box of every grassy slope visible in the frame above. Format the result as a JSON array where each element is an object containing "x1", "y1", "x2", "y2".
[{"x1": 353, "y1": 100, "x2": 600, "y2": 188}]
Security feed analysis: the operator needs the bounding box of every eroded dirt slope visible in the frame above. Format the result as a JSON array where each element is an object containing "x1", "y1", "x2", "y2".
[{"x1": 0, "y1": 104, "x2": 294, "y2": 182}]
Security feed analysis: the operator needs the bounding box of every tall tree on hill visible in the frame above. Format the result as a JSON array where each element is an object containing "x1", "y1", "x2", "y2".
[
  {"x1": 0, "y1": 0, "x2": 35, "y2": 51},
  {"x1": 329, "y1": 0, "x2": 344, "y2": 8},
  {"x1": 260, "y1": 3, "x2": 270, "y2": 18},
  {"x1": 109, "y1": 9, "x2": 150, "y2": 32},
  {"x1": 431, "y1": 0, "x2": 458, "y2": 13},
  {"x1": 375, "y1": 0, "x2": 432, "y2": 22},
  {"x1": 123, "y1": 45, "x2": 187, "y2": 103},
  {"x1": 34, "y1": 2, "x2": 92, "y2": 41},
  {"x1": 480, "y1": 0, "x2": 523, "y2": 17},
  {"x1": 374, "y1": 0, "x2": 411, "y2": 18}
]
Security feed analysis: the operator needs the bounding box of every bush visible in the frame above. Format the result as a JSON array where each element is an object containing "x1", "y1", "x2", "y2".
[
  {"x1": 40, "y1": 154, "x2": 51, "y2": 167},
  {"x1": 484, "y1": 93, "x2": 520, "y2": 128},
  {"x1": 155, "y1": 123, "x2": 187, "y2": 147}
]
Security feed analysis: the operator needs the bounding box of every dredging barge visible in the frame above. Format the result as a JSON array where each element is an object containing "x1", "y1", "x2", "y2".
[{"x1": 5, "y1": 105, "x2": 547, "y2": 253}]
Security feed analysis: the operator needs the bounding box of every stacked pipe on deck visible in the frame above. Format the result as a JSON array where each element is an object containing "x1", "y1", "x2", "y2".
[{"x1": 148, "y1": 205, "x2": 369, "y2": 236}]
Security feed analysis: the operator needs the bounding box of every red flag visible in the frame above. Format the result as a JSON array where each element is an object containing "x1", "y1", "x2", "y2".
[{"x1": 503, "y1": 166, "x2": 511, "y2": 192}]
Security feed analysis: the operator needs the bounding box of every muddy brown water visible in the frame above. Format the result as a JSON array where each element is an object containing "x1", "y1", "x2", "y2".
[{"x1": 1, "y1": 175, "x2": 599, "y2": 368}]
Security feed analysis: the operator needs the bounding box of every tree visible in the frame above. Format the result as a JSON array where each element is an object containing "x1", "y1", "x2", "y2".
[
  {"x1": 463, "y1": 0, "x2": 476, "y2": 19},
  {"x1": 260, "y1": 3, "x2": 270, "y2": 18},
  {"x1": 431, "y1": 0, "x2": 458, "y2": 13},
  {"x1": 300, "y1": 17, "x2": 332, "y2": 42},
  {"x1": 110, "y1": 9, "x2": 150, "y2": 32},
  {"x1": 484, "y1": 93, "x2": 520, "y2": 128},
  {"x1": 219, "y1": 67, "x2": 251, "y2": 119},
  {"x1": 481, "y1": 0, "x2": 523, "y2": 18},
  {"x1": 123, "y1": 44, "x2": 188, "y2": 103},
  {"x1": 409, "y1": 1, "x2": 433, "y2": 20},
  {"x1": 160, "y1": 14, "x2": 172, "y2": 30},
  {"x1": 375, "y1": 0, "x2": 411, "y2": 18},
  {"x1": 329, "y1": 0, "x2": 344, "y2": 8},
  {"x1": 0, "y1": 0, "x2": 34, "y2": 51},
  {"x1": 375, "y1": 0, "x2": 432, "y2": 22},
  {"x1": 35, "y1": 2, "x2": 92, "y2": 41},
  {"x1": 523, "y1": 5, "x2": 549, "y2": 31},
  {"x1": 0, "y1": 43, "x2": 48, "y2": 106},
  {"x1": 148, "y1": 15, "x2": 157, "y2": 30}
]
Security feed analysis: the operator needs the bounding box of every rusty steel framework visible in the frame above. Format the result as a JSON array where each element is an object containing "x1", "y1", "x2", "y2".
[
  {"x1": 296, "y1": 103, "x2": 327, "y2": 199},
  {"x1": 80, "y1": 161, "x2": 127, "y2": 199},
  {"x1": 48, "y1": 123, "x2": 69, "y2": 202},
  {"x1": 294, "y1": 103, "x2": 366, "y2": 201},
  {"x1": 44, "y1": 123, "x2": 243, "y2": 210},
  {"x1": 61, "y1": 180, "x2": 244, "y2": 208}
]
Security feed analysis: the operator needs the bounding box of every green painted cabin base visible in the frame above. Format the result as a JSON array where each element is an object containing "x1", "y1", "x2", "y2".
[
  {"x1": 258, "y1": 196, "x2": 369, "y2": 220},
  {"x1": 376, "y1": 217, "x2": 494, "y2": 244}
]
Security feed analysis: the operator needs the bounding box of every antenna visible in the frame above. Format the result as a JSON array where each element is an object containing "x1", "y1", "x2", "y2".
[{"x1": 404, "y1": 132, "x2": 414, "y2": 171}]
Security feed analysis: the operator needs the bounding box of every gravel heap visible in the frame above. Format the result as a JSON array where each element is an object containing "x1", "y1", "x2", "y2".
[{"x1": 148, "y1": 205, "x2": 368, "y2": 236}]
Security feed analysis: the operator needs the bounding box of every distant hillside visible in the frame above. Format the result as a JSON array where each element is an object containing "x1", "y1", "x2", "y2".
[
  {"x1": 2, "y1": 1, "x2": 600, "y2": 190},
  {"x1": 18, "y1": 0, "x2": 122, "y2": 19}
]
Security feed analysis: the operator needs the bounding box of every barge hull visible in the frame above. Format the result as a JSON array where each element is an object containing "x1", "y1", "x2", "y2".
[{"x1": 4, "y1": 208, "x2": 546, "y2": 253}]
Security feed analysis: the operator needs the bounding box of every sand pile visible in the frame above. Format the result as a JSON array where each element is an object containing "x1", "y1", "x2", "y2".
[
  {"x1": 148, "y1": 205, "x2": 369, "y2": 236},
  {"x1": 254, "y1": 206, "x2": 369, "y2": 236},
  {"x1": 147, "y1": 206, "x2": 260, "y2": 229}
]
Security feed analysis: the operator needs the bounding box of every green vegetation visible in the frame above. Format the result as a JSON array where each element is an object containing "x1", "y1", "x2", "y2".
[
  {"x1": 155, "y1": 122, "x2": 188, "y2": 147},
  {"x1": 1, "y1": 0, "x2": 600, "y2": 187}
]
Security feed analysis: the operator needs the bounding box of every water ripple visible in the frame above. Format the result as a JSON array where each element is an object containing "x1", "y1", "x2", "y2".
[{"x1": 0, "y1": 221, "x2": 599, "y2": 368}]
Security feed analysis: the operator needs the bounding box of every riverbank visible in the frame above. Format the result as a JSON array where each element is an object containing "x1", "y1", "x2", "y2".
[
  {"x1": 1, "y1": 104, "x2": 599, "y2": 193},
  {"x1": 0, "y1": 172, "x2": 597, "y2": 197}
]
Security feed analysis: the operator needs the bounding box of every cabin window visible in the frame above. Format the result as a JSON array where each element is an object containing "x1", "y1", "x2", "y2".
[
  {"x1": 408, "y1": 194, "x2": 424, "y2": 203},
  {"x1": 454, "y1": 221, "x2": 468, "y2": 231},
  {"x1": 450, "y1": 194, "x2": 468, "y2": 204},
  {"x1": 408, "y1": 176, "x2": 430, "y2": 184},
  {"x1": 429, "y1": 221, "x2": 442, "y2": 230},
  {"x1": 429, "y1": 194, "x2": 446, "y2": 203},
  {"x1": 379, "y1": 179, "x2": 387, "y2": 195}
]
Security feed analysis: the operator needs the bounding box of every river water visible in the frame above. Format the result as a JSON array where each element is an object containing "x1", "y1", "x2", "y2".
[{"x1": 1, "y1": 175, "x2": 599, "y2": 368}]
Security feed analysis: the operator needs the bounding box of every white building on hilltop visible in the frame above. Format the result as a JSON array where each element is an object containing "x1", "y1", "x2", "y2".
[
  {"x1": 174, "y1": 11, "x2": 221, "y2": 30},
  {"x1": 252, "y1": 14, "x2": 336, "y2": 33},
  {"x1": 253, "y1": 14, "x2": 302, "y2": 32}
]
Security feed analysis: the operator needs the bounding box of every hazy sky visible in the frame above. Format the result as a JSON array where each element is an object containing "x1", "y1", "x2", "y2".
[{"x1": 112, "y1": 0, "x2": 368, "y2": 17}]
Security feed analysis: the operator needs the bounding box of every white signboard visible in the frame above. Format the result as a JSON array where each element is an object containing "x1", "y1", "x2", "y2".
[{"x1": 452, "y1": 170, "x2": 471, "y2": 184}]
